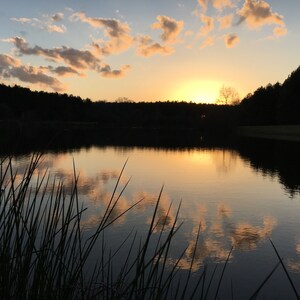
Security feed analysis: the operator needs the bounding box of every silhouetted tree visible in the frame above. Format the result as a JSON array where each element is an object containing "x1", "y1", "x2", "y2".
[{"x1": 216, "y1": 85, "x2": 240, "y2": 105}]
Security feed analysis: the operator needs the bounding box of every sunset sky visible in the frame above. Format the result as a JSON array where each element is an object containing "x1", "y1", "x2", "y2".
[{"x1": 0, "y1": 0, "x2": 299, "y2": 103}]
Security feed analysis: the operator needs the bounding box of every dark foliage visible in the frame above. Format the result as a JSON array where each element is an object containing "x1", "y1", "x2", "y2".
[
  {"x1": 0, "y1": 84, "x2": 238, "y2": 132},
  {"x1": 239, "y1": 66, "x2": 300, "y2": 125},
  {"x1": 1, "y1": 64, "x2": 300, "y2": 130}
]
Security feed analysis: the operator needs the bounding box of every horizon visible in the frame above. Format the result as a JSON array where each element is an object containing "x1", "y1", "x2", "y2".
[{"x1": 0, "y1": 1, "x2": 299, "y2": 104}]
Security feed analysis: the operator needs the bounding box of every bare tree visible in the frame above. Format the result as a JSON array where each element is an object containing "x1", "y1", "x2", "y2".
[
  {"x1": 115, "y1": 97, "x2": 134, "y2": 103},
  {"x1": 216, "y1": 85, "x2": 240, "y2": 105}
]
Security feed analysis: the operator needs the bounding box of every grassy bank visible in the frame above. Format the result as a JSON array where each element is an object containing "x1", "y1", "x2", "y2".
[{"x1": 237, "y1": 125, "x2": 300, "y2": 142}]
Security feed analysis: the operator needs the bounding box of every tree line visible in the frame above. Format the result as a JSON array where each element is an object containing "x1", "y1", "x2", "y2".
[
  {"x1": 239, "y1": 66, "x2": 300, "y2": 125},
  {"x1": 0, "y1": 65, "x2": 299, "y2": 130},
  {"x1": 0, "y1": 84, "x2": 237, "y2": 133}
]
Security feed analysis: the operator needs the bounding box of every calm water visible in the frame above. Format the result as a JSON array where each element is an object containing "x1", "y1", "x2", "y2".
[{"x1": 2, "y1": 135, "x2": 300, "y2": 299}]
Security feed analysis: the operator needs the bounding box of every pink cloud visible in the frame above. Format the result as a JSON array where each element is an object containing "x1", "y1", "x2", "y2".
[
  {"x1": 151, "y1": 15, "x2": 184, "y2": 43},
  {"x1": 199, "y1": 15, "x2": 214, "y2": 36},
  {"x1": 0, "y1": 54, "x2": 65, "y2": 91},
  {"x1": 237, "y1": 0, "x2": 285, "y2": 29},
  {"x1": 136, "y1": 35, "x2": 174, "y2": 57},
  {"x1": 212, "y1": 0, "x2": 234, "y2": 10},
  {"x1": 200, "y1": 36, "x2": 216, "y2": 49},
  {"x1": 218, "y1": 14, "x2": 233, "y2": 29},
  {"x1": 70, "y1": 12, "x2": 133, "y2": 55}
]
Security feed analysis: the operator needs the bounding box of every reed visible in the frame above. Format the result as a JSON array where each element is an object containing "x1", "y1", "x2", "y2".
[{"x1": 0, "y1": 155, "x2": 298, "y2": 299}]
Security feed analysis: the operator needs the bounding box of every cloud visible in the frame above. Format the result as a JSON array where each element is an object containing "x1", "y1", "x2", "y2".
[
  {"x1": 70, "y1": 12, "x2": 133, "y2": 54},
  {"x1": 51, "y1": 13, "x2": 64, "y2": 22},
  {"x1": 231, "y1": 216, "x2": 277, "y2": 250},
  {"x1": 0, "y1": 53, "x2": 19, "y2": 69},
  {"x1": 218, "y1": 14, "x2": 233, "y2": 29},
  {"x1": 11, "y1": 14, "x2": 66, "y2": 33},
  {"x1": 47, "y1": 65, "x2": 82, "y2": 77},
  {"x1": 99, "y1": 64, "x2": 130, "y2": 78},
  {"x1": 151, "y1": 15, "x2": 184, "y2": 43},
  {"x1": 224, "y1": 33, "x2": 240, "y2": 48},
  {"x1": 46, "y1": 24, "x2": 66, "y2": 33},
  {"x1": 136, "y1": 35, "x2": 174, "y2": 57},
  {"x1": 199, "y1": 15, "x2": 214, "y2": 36},
  {"x1": 198, "y1": 0, "x2": 233, "y2": 13},
  {"x1": 0, "y1": 53, "x2": 65, "y2": 91},
  {"x1": 11, "y1": 17, "x2": 33, "y2": 24},
  {"x1": 7, "y1": 37, "x2": 130, "y2": 79},
  {"x1": 212, "y1": 0, "x2": 234, "y2": 10},
  {"x1": 198, "y1": 0, "x2": 208, "y2": 13},
  {"x1": 237, "y1": 0, "x2": 285, "y2": 29},
  {"x1": 200, "y1": 36, "x2": 215, "y2": 49},
  {"x1": 272, "y1": 26, "x2": 287, "y2": 37},
  {"x1": 185, "y1": 30, "x2": 194, "y2": 36},
  {"x1": 9, "y1": 37, "x2": 101, "y2": 70}
]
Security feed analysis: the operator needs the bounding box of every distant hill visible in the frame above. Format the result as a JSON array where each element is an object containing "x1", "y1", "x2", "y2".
[{"x1": 239, "y1": 66, "x2": 300, "y2": 125}]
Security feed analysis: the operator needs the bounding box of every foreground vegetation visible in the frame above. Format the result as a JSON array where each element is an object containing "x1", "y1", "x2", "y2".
[{"x1": 0, "y1": 155, "x2": 299, "y2": 299}]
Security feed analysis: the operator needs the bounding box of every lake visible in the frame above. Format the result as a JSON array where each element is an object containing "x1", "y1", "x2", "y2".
[{"x1": 1, "y1": 131, "x2": 300, "y2": 299}]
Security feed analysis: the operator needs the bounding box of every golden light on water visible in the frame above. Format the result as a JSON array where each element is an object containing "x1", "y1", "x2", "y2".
[{"x1": 171, "y1": 80, "x2": 221, "y2": 104}]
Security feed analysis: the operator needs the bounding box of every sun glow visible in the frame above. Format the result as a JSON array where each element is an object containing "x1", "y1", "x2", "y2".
[{"x1": 171, "y1": 80, "x2": 221, "y2": 104}]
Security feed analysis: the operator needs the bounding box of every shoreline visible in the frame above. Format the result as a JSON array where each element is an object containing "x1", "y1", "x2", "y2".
[{"x1": 237, "y1": 125, "x2": 300, "y2": 142}]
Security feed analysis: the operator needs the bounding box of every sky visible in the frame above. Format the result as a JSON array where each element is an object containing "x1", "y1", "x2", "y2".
[{"x1": 0, "y1": 0, "x2": 299, "y2": 103}]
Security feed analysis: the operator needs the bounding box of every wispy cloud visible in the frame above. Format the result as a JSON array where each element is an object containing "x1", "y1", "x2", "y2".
[
  {"x1": 11, "y1": 12, "x2": 66, "y2": 33},
  {"x1": 272, "y1": 26, "x2": 287, "y2": 38},
  {"x1": 200, "y1": 35, "x2": 216, "y2": 49},
  {"x1": 212, "y1": 0, "x2": 234, "y2": 11},
  {"x1": 199, "y1": 15, "x2": 214, "y2": 36},
  {"x1": 197, "y1": 0, "x2": 233, "y2": 13},
  {"x1": 151, "y1": 15, "x2": 184, "y2": 43},
  {"x1": 197, "y1": 0, "x2": 208, "y2": 13},
  {"x1": 70, "y1": 12, "x2": 133, "y2": 55}
]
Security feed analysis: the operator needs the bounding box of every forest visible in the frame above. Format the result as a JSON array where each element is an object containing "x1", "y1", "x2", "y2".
[{"x1": 1, "y1": 66, "x2": 300, "y2": 132}]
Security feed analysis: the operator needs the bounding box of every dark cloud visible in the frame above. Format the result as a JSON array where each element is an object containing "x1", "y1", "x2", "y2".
[
  {"x1": 10, "y1": 37, "x2": 101, "y2": 70},
  {"x1": 0, "y1": 53, "x2": 65, "y2": 91},
  {"x1": 48, "y1": 65, "x2": 82, "y2": 76},
  {"x1": 99, "y1": 64, "x2": 130, "y2": 78},
  {"x1": 51, "y1": 13, "x2": 64, "y2": 22},
  {"x1": 6, "y1": 37, "x2": 130, "y2": 79},
  {"x1": 224, "y1": 33, "x2": 240, "y2": 48}
]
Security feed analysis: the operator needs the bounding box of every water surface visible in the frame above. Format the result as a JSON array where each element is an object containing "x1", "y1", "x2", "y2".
[{"x1": 2, "y1": 136, "x2": 300, "y2": 299}]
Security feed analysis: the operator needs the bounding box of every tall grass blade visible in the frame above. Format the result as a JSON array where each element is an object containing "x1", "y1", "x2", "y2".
[
  {"x1": 270, "y1": 239, "x2": 300, "y2": 299},
  {"x1": 214, "y1": 246, "x2": 233, "y2": 300},
  {"x1": 249, "y1": 261, "x2": 281, "y2": 300}
]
